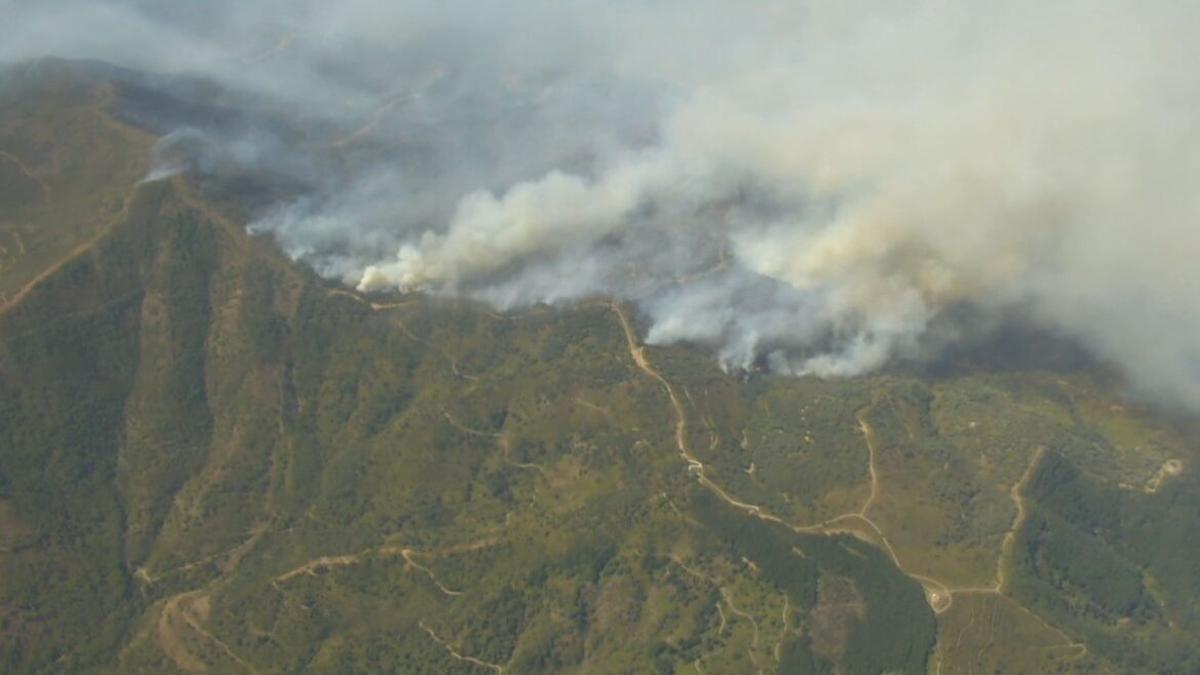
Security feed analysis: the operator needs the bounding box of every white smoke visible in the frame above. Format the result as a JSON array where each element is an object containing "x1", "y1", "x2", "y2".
[{"x1": 4, "y1": 1, "x2": 1200, "y2": 405}]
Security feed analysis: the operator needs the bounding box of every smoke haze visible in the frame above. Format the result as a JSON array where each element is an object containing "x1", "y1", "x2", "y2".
[{"x1": 4, "y1": 1, "x2": 1200, "y2": 406}]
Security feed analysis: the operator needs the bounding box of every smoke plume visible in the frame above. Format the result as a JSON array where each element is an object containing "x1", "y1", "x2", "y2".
[{"x1": 4, "y1": 1, "x2": 1200, "y2": 406}]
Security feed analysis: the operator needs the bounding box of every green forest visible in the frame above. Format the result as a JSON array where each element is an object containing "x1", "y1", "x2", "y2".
[{"x1": 2, "y1": 62, "x2": 1200, "y2": 674}]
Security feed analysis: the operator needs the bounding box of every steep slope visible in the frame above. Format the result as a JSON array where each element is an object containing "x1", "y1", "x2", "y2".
[
  {"x1": 0, "y1": 71, "x2": 934, "y2": 673},
  {"x1": 0, "y1": 176, "x2": 934, "y2": 675},
  {"x1": 1, "y1": 64, "x2": 1198, "y2": 674}
]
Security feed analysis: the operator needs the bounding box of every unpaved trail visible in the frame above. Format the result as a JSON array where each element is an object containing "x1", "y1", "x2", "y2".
[
  {"x1": 443, "y1": 410, "x2": 498, "y2": 438},
  {"x1": 156, "y1": 591, "x2": 257, "y2": 674},
  {"x1": 148, "y1": 178, "x2": 292, "y2": 671},
  {"x1": 0, "y1": 182, "x2": 140, "y2": 317},
  {"x1": 419, "y1": 620, "x2": 505, "y2": 673},
  {"x1": 926, "y1": 446, "x2": 1085, "y2": 670},
  {"x1": 274, "y1": 551, "x2": 366, "y2": 583},
  {"x1": 774, "y1": 594, "x2": 791, "y2": 663},
  {"x1": 328, "y1": 288, "x2": 493, "y2": 378},
  {"x1": 670, "y1": 555, "x2": 771, "y2": 672},
  {"x1": 609, "y1": 303, "x2": 697, "y2": 468},
  {"x1": 0, "y1": 149, "x2": 51, "y2": 199},
  {"x1": 0, "y1": 165, "x2": 231, "y2": 326},
  {"x1": 930, "y1": 592, "x2": 1087, "y2": 675},
  {"x1": 400, "y1": 548, "x2": 466, "y2": 596},
  {"x1": 998, "y1": 446, "x2": 1045, "y2": 593},
  {"x1": 326, "y1": 287, "x2": 417, "y2": 311},
  {"x1": 721, "y1": 587, "x2": 764, "y2": 671},
  {"x1": 155, "y1": 593, "x2": 209, "y2": 673},
  {"x1": 497, "y1": 435, "x2": 547, "y2": 475},
  {"x1": 274, "y1": 540, "x2": 496, "y2": 594},
  {"x1": 1144, "y1": 458, "x2": 1183, "y2": 494},
  {"x1": 2, "y1": 175, "x2": 286, "y2": 671},
  {"x1": 614, "y1": 302, "x2": 868, "y2": 536},
  {"x1": 142, "y1": 384, "x2": 285, "y2": 586},
  {"x1": 610, "y1": 303, "x2": 912, "y2": 579},
  {"x1": 856, "y1": 413, "x2": 881, "y2": 517},
  {"x1": 574, "y1": 396, "x2": 616, "y2": 421},
  {"x1": 720, "y1": 593, "x2": 764, "y2": 669},
  {"x1": 152, "y1": 428, "x2": 281, "y2": 669},
  {"x1": 608, "y1": 300, "x2": 1087, "y2": 666},
  {"x1": 610, "y1": 302, "x2": 899, "y2": 552},
  {"x1": 328, "y1": 289, "x2": 471, "y2": 377},
  {"x1": 442, "y1": 411, "x2": 546, "y2": 475}
]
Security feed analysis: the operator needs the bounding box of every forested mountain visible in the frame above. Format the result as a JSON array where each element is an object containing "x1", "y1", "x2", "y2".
[{"x1": 2, "y1": 62, "x2": 1200, "y2": 674}]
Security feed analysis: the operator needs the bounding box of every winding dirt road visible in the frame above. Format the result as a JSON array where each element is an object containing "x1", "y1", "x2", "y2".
[
  {"x1": 608, "y1": 302, "x2": 1086, "y2": 665},
  {"x1": 418, "y1": 620, "x2": 505, "y2": 673},
  {"x1": 0, "y1": 179, "x2": 144, "y2": 317}
]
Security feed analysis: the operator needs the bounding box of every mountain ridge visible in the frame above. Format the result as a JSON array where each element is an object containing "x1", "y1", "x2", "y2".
[{"x1": 1, "y1": 62, "x2": 1198, "y2": 674}]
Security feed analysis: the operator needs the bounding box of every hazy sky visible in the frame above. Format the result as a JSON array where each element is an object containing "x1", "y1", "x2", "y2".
[{"x1": 4, "y1": 1, "x2": 1200, "y2": 407}]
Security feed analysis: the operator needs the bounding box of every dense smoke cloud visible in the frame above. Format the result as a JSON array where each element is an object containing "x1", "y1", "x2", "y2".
[{"x1": 3, "y1": 1, "x2": 1200, "y2": 406}]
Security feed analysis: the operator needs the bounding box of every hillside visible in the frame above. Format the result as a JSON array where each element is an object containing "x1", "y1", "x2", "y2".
[{"x1": 2, "y1": 63, "x2": 1199, "y2": 674}]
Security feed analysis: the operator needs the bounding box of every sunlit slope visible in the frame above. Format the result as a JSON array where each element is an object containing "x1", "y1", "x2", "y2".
[
  {"x1": 654, "y1": 346, "x2": 1200, "y2": 673},
  {"x1": 0, "y1": 177, "x2": 935, "y2": 673},
  {"x1": 1, "y1": 66, "x2": 1198, "y2": 674},
  {"x1": 0, "y1": 61, "x2": 154, "y2": 305},
  {"x1": 0, "y1": 83, "x2": 933, "y2": 673}
]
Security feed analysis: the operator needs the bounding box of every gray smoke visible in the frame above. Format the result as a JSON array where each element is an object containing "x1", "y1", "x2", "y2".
[{"x1": 4, "y1": 1, "x2": 1200, "y2": 406}]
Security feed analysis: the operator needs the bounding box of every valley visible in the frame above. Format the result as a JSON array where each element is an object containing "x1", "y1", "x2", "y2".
[{"x1": 1, "y1": 63, "x2": 1199, "y2": 674}]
